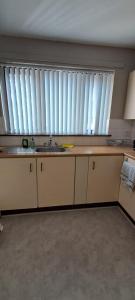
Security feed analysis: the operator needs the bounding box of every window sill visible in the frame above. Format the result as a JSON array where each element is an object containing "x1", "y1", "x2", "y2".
[{"x1": 0, "y1": 134, "x2": 111, "y2": 137}]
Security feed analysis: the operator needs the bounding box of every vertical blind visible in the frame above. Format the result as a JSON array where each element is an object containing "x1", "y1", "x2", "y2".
[{"x1": 0, "y1": 66, "x2": 114, "y2": 135}]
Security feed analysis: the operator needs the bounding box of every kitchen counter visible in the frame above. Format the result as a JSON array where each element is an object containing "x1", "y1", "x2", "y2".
[{"x1": 0, "y1": 145, "x2": 135, "y2": 159}]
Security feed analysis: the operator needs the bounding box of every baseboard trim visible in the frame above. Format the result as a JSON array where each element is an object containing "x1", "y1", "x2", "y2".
[
  {"x1": 1, "y1": 202, "x2": 135, "y2": 226},
  {"x1": 1, "y1": 202, "x2": 118, "y2": 216},
  {"x1": 118, "y1": 203, "x2": 135, "y2": 226}
]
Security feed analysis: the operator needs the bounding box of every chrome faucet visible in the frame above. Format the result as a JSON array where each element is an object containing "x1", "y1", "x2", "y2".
[
  {"x1": 44, "y1": 135, "x2": 58, "y2": 147},
  {"x1": 48, "y1": 135, "x2": 53, "y2": 146},
  {"x1": 49, "y1": 135, "x2": 58, "y2": 147}
]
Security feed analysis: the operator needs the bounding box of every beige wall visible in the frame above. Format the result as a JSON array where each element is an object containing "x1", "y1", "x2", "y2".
[{"x1": 1, "y1": 36, "x2": 135, "y2": 119}]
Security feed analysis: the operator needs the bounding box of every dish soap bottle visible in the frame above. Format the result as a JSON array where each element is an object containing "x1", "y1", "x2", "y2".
[{"x1": 30, "y1": 137, "x2": 35, "y2": 149}]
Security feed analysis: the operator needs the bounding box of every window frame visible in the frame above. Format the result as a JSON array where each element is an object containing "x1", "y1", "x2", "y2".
[{"x1": 0, "y1": 62, "x2": 115, "y2": 136}]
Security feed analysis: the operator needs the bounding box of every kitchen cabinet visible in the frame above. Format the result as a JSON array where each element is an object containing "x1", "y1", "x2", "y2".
[
  {"x1": 0, "y1": 154, "x2": 126, "y2": 211},
  {"x1": 124, "y1": 70, "x2": 135, "y2": 119},
  {"x1": 37, "y1": 157, "x2": 75, "y2": 207},
  {"x1": 0, "y1": 158, "x2": 37, "y2": 210},
  {"x1": 87, "y1": 155, "x2": 123, "y2": 203},
  {"x1": 75, "y1": 156, "x2": 89, "y2": 204},
  {"x1": 119, "y1": 157, "x2": 135, "y2": 220}
]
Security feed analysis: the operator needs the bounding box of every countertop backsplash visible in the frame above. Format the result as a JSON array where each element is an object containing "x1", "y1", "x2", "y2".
[
  {"x1": 0, "y1": 118, "x2": 134, "y2": 147},
  {"x1": 0, "y1": 135, "x2": 110, "y2": 147},
  {"x1": 109, "y1": 119, "x2": 132, "y2": 139}
]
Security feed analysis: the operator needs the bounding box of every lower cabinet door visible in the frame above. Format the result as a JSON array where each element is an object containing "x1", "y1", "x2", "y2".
[
  {"x1": 119, "y1": 157, "x2": 135, "y2": 221},
  {"x1": 119, "y1": 183, "x2": 135, "y2": 221},
  {"x1": 0, "y1": 158, "x2": 37, "y2": 210},
  {"x1": 87, "y1": 155, "x2": 123, "y2": 203},
  {"x1": 37, "y1": 157, "x2": 75, "y2": 207}
]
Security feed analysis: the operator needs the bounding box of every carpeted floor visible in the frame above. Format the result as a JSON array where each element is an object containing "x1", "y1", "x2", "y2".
[{"x1": 0, "y1": 207, "x2": 135, "y2": 300}]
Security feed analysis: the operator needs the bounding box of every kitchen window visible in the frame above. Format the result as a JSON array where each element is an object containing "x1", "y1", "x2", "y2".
[{"x1": 0, "y1": 65, "x2": 114, "y2": 135}]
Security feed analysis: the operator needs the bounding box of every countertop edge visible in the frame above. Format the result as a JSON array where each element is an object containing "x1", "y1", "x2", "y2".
[{"x1": 0, "y1": 146, "x2": 135, "y2": 159}]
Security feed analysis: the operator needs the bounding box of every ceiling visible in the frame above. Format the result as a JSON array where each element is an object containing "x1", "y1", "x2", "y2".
[{"x1": 0, "y1": 0, "x2": 135, "y2": 48}]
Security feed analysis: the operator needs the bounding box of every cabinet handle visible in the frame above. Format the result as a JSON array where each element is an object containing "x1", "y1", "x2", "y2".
[
  {"x1": 30, "y1": 163, "x2": 33, "y2": 173},
  {"x1": 41, "y1": 162, "x2": 43, "y2": 172},
  {"x1": 92, "y1": 161, "x2": 95, "y2": 170}
]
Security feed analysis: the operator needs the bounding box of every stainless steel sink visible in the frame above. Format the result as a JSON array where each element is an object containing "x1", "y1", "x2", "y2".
[
  {"x1": 1, "y1": 147, "x2": 36, "y2": 154},
  {"x1": 0, "y1": 146, "x2": 66, "y2": 154},
  {"x1": 35, "y1": 146, "x2": 66, "y2": 152}
]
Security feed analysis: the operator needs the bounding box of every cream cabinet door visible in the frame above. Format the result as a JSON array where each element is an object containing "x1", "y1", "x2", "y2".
[
  {"x1": 124, "y1": 70, "x2": 135, "y2": 119},
  {"x1": 75, "y1": 157, "x2": 89, "y2": 204},
  {"x1": 87, "y1": 155, "x2": 123, "y2": 203},
  {"x1": 0, "y1": 158, "x2": 37, "y2": 210},
  {"x1": 119, "y1": 157, "x2": 135, "y2": 220},
  {"x1": 37, "y1": 157, "x2": 75, "y2": 207},
  {"x1": 119, "y1": 184, "x2": 135, "y2": 221}
]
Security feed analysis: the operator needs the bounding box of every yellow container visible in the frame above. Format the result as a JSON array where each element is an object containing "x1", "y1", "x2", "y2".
[{"x1": 61, "y1": 144, "x2": 74, "y2": 148}]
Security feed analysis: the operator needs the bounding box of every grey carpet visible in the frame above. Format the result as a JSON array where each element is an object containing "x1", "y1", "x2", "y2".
[{"x1": 0, "y1": 207, "x2": 135, "y2": 300}]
